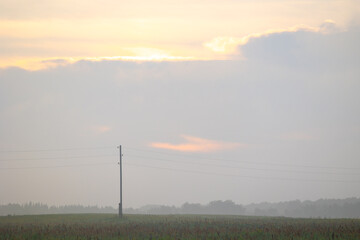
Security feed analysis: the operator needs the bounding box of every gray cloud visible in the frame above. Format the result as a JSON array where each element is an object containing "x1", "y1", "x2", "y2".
[
  {"x1": 240, "y1": 27, "x2": 360, "y2": 71},
  {"x1": 0, "y1": 26, "x2": 359, "y2": 207}
]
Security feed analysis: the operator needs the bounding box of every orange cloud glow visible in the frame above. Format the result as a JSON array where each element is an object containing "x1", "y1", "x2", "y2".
[
  {"x1": 150, "y1": 135, "x2": 246, "y2": 153},
  {"x1": 92, "y1": 125, "x2": 111, "y2": 134}
]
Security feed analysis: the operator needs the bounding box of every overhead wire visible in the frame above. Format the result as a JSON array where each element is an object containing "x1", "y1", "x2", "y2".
[
  {"x1": 0, "y1": 162, "x2": 116, "y2": 170},
  {"x1": 0, "y1": 146, "x2": 114, "y2": 153},
  {"x1": 0, "y1": 145, "x2": 359, "y2": 183},
  {"x1": 125, "y1": 147, "x2": 360, "y2": 171},
  {"x1": 126, "y1": 154, "x2": 360, "y2": 176},
  {"x1": 124, "y1": 162, "x2": 360, "y2": 183},
  {"x1": 0, "y1": 147, "x2": 117, "y2": 170},
  {"x1": 0, "y1": 154, "x2": 117, "y2": 162},
  {"x1": 1, "y1": 145, "x2": 357, "y2": 172}
]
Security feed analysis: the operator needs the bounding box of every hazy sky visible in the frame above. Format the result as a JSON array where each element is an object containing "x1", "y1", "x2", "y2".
[{"x1": 0, "y1": 0, "x2": 360, "y2": 208}]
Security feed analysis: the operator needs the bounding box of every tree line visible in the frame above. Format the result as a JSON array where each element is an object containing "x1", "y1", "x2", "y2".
[
  {"x1": 1, "y1": 198, "x2": 360, "y2": 218},
  {"x1": 0, "y1": 202, "x2": 115, "y2": 216}
]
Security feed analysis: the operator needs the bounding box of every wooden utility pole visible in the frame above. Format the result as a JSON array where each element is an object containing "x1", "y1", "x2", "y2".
[{"x1": 117, "y1": 145, "x2": 123, "y2": 217}]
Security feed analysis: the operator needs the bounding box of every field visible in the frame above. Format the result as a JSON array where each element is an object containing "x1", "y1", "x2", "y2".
[{"x1": 1, "y1": 214, "x2": 360, "y2": 240}]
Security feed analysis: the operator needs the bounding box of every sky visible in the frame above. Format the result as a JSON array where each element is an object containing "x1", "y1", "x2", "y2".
[{"x1": 0, "y1": 0, "x2": 360, "y2": 208}]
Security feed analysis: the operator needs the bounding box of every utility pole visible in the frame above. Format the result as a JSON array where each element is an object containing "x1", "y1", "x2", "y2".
[{"x1": 117, "y1": 145, "x2": 123, "y2": 217}]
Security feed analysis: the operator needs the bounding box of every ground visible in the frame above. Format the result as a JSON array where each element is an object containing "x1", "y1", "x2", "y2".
[{"x1": 1, "y1": 214, "x2": 360, "y2": 239}]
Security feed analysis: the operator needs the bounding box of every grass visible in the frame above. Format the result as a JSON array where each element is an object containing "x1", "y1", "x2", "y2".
[{"x1": 1, "y1": 214, "x2": 360, "y2": 239}]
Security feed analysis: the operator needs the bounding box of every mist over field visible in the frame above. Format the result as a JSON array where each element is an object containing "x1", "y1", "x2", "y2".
[
  {"x1": 2, "y1": 198, "x2": 360, "y2": 219},
  {"x1": 0, "y1": 0, "x2": 359, "y2": 212}
]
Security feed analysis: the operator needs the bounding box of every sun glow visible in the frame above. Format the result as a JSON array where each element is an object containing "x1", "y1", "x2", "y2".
[
  {"x1": 0, "y1": 54, "x2": 195, "y2": 71},
  {"x1": 86, "y1": 55, "x2": 194, "y2": 62}
]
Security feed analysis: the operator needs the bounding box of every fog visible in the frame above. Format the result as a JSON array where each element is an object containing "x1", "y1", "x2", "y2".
[
  {"x1": 0, "y1": 25, "x2": 359, "y2": 208},
  {"x1": 2, "y1": 198, "x2": 360, "y2": 218}
]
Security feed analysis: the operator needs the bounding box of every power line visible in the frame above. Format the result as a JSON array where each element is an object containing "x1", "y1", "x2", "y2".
[
  {"x1": 1, "y1": 145, "x2": 357, "y2": 171},
  {"x1": 0, "y1": 146, "x2": 114, "y2": 153},
  {"x1": 1, "y1": 145, "x2": 359, "y2": 175},
  {"x1": 125, "y1": 147, "x2": 360, "y2": 171},
  {"x1": 1, "y1": 158, "x2": 358, "y2": 183},
  {"x1": 0, "y1": 154, "x2": 117, "y2": 162},
  {"x1": 0, "y1": 162, "x2": 115, "y2": 170},
  {"x1": 1, "y1": 153, "x2": 357, "y2": 178},
  {"x1": 126, "y1": 155, "x2": 360, "y2": 176},
  {"x1": 124, "y1": 162, "x2": 360, "y2": 183},
  {"x1": 0, "y1": 145, "x2": 358, "y2": 183}
]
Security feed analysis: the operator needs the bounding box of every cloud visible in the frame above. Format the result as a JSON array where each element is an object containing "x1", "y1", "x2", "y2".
[
  {"x1": 92, "y1": 125, "x2": 111, "y2": 134},
  {"x1": 0, "y1": 57, "x2": 74, "y2": 71},
  {"x1": 85, "y1": 53, "x2": 193, "y2": 62},
  {"x1": 204, "y1": 37, "x2": 242, "y2": 53},
  {"x1": 204, "y1": 24, "x2": 319, "y2": 54},
  {"x1": 319, "y1": 19, "x2": 340, "y2": 34},
  {"x1": 40, "y1": 58, "x2": 71, "y2": 69},
  {"x1": 0, "y1": 24, "x2": 359, "y2": 207},
  {"x1": 150, "y1": 135, "x2": 247, "y2": 153},
  {"x1": 0, "y1": 54, "x2": 194, "y2": 71},
  {"x1": 281, "y1": 132, "x2": 316, "y2": 141},
  {"x1": 239, "y1": 21, "x2": 360, "y2": 71},
  {"x1": 204, "y1": 20, "x2": 348, "y2": 56}
]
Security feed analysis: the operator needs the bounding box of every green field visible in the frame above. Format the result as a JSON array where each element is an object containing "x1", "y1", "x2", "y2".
[{"x1": 1, "y1": 214, "x2": 359, "y2": 239}]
